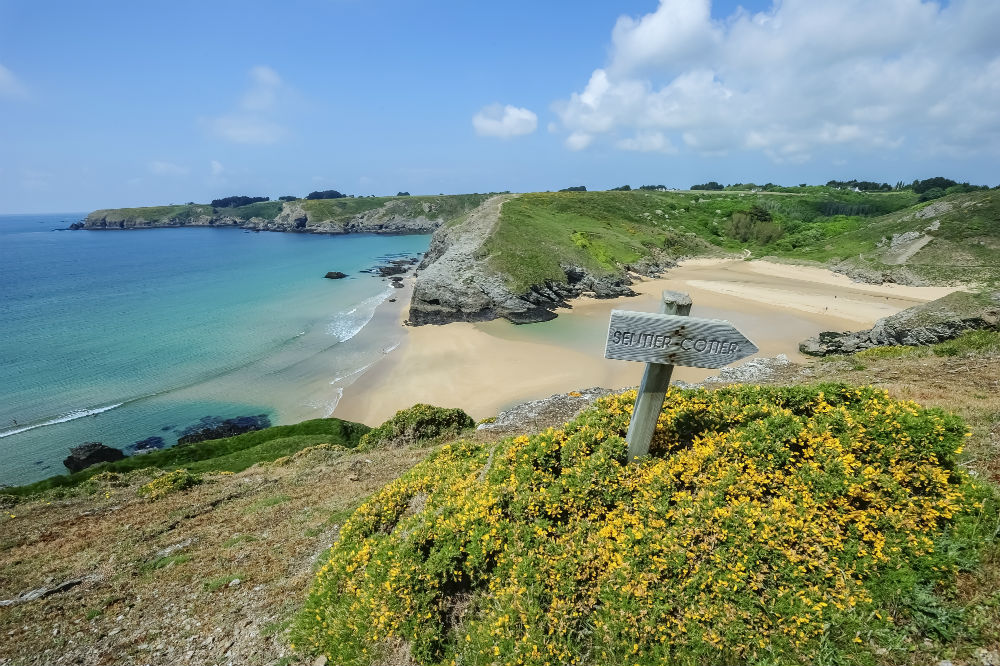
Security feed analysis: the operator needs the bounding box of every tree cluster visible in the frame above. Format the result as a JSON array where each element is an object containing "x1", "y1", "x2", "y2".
[
  {"x1": 211, "y1": 195, "x2": 270, "y2": 208},
  {"x1": 559, "y1": 186, "x2": 587, "y2": 192},
  {"x1": 396, "y1": 192, "x2": 410, "y2": 197},
  {"x1": 691, "y1": 181, "x2": 724, "y2": 190},
  {"x1": 609, "y1": 185, "x2": 632, "y2": 191},
  {"x1": 825, "y1": 180, "x2": 893, "y2": 191},
  {"x1": 306, "y1": 190, "x2": 348, "y2": 200},
  {"x1": 278, "y1": 195, "x2": 297, "y2": 202},
  {"x1": 638, "y1": 185, "x2": 668, "y2": 191}
]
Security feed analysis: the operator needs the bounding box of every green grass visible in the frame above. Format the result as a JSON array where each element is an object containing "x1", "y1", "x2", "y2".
[
  {"x1": 222, "y1": 534, "x2": 259, "y2": 548},
  {"x1": 1, "y1": 418, "x2": 369, "y2": 497},
  {"x1": 89, "y1": 204, "x2": 214, "y2": 223},
  {"x1": 244, "y1": 494, "x2": 292, "y2": 514},
  {"x1": 299, "y1": 194, "x2": 490, "y2": 225},
  {"x1": 224, "y1": 201, "x2": 283, "y2": 219},
  {"x1": 141, "y1": 554, "x2": 191, "y2": 573},
  {"x1": 203, "y1": 573, "x2": 245, "y2": 592}
]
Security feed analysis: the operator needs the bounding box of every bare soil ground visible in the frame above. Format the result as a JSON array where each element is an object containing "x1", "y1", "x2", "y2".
[{"x1": 0, "y1": 445, "x2": 434, "y2": 666}]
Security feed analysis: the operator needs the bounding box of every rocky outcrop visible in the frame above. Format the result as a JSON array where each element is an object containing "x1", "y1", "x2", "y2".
[
  {"x1": 324, "y1": 271, "x2": 348, "y2": 279},
  {"x1": 176, "y1": 415, "x2": 271, "y2": 446},
  {"x1": 63, "y1": 442, "x2": 126, "y2": 473},
  {"x1": 800, "y1": 291, "x2": 1000, "y2": 356},
  {"x1": 408, "y1": 195, "x2": 662, "y2": 325}
]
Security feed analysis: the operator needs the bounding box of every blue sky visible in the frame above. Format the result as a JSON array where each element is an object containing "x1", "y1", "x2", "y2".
[{"x1": 0, "y1": 0, "x2": 996, "y2": 213}]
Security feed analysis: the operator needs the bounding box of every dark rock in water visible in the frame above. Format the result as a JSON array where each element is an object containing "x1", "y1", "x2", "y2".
[
  {"x1": 129, "y1": 436, "x2": 166, "y2": 454},
  {"x1": 375, "y1": 264, "x2": 409, "y2": 277},
  {"x1": 324, "y1": 271, "x2": 348, "y2": 279},
  {"x1": 68, "y1": 222, "x2": 86, "y2": 230},
  {"x1": 800, "y1": 291, "x2": 1000, "y2": 356},
  {"x1": 388, "y1": 298, "x2": 397, "y2": 303},
  {"x1": 161, "y1": 425, "x2": 174, "y2": 432},
  {"x1": 176, "y1": 414, "x2": 271, "y2": 446},
  {"x1": 63, "y1": 442, "x2": 126, "y2": 473}
]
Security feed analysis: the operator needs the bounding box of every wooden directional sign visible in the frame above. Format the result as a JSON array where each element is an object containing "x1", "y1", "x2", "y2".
[
  {"x1": 605, "y1": 310, "x2": 758, "y2": 369},
  {"x1": 605, "y1": 291, "x2": 759, "y2": 462}
]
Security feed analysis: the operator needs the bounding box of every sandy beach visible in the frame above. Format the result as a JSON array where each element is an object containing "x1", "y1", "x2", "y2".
[{"x1": 333, "y1": 259, "x2": 961, "y2": 425}]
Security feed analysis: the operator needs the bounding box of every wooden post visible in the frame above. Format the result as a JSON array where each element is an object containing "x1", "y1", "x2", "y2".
[{"x1": 624, "y1": 290, "x2": 692, "y2": 461}]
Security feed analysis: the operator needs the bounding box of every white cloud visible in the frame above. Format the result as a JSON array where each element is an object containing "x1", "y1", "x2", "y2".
[
  {"x1": 555, "y1": 0, "x2": 1000, "y2": 162},
  {"x1": 0, "y1": 64, "x2": 27, "y2": 99},
  {"x1": 565, "y1": 132, "x2": 594, "y2": 151},
  {"x1": 616, "y1": 130, "x2": 677, "y2": 154},
  {"x1": 472, "y1": 103, "x2": 538, "y2": 138},
  {"x1": 206, "y1": 66, "x2": 289, "y2": 144},
  {"x1": 148, "y1": 160, "x2": 189, "y2": 176},
  {"x1": 210, "y1": 160, "x2": 225, "y2": 175}
]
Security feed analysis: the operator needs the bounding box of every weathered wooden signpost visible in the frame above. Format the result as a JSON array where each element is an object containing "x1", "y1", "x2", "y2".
[{"x1": 605, "y1": 290, "x2": 758, "y2": 461}]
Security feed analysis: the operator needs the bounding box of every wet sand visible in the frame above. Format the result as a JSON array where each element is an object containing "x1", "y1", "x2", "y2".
[{"x1": 333, "y1": 259, "x2": 961, "y2": 425}]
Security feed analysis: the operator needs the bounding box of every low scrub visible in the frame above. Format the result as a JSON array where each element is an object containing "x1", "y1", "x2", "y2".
[
  {"x1": 294, "y1": 385, "x2": 996, "y2": 665},
  {"x1": 358, "y1": 404, "x2": 474, "y2": 450},
  {"x1": 137, "y1": 469, "x2": 201, "y2": 500}
]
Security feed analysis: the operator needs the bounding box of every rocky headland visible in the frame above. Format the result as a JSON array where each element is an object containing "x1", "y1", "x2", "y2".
[
  {"x1": 408, "y1": 195, "x2": 672, "y2": 325},
  {"x1": 800, "y1": 290, "x2": 1000, "y2": 355}
]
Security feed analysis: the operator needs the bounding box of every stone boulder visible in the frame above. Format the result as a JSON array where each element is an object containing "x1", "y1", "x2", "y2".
[
  {"x1": 63, "y1": 442, "x2": 126, "y2": 474},
  {"x1": 324, "y1": 271, "x2": 348, "y2": 279}
]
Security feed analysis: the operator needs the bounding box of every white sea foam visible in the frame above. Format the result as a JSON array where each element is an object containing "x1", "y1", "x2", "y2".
[
  {"x1": 330, "y1": 360, "x2": 377, "y2": 385},
  {"x1": 0, "y1": 403, "x2": 124, "y2": 439},
  {"x1": 325, "y1": 288, "x2": 394, "y2": 342}
]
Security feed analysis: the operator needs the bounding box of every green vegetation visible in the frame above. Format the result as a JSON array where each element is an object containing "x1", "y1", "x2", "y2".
[
  {"x1": 244, "y1": 494, "x2": 292, "y2": 514},
  {"x1": 300, "y1": 193, "x2": 489, "y2": 226},
  {"x1": 90, "y1": 203, "x2": 214, "y2": 223},
  {"x1": 358, "y1": 404, "x2": 475, "y2": 450},
  {"x1": 1, "y1": 418, "x2": 369, "y2": 497},
  {"x1": 222, "y1": 534, "x2": 259, "y2": 548},
  {"x1": 137, "y1": 469, "x2": 201, "y2": 500},
  {"x1": 480, "y1": 187, "x2": 998, "y2": 293},
  {"x1": 211, "y1": 195, "x2": 270, "y2": 208},
  {"x1": 142, "y1": 554, "x2": 192, "y2": 573},
  {"x1": 225, "y1": 200, "x2": 283, "y2": 219},
  {"x1": 294, "y1": 385, "x2": 996, "y2": 666},
  {"x1": 203, "y1": 573, "x2": 245, "y2": 592}
]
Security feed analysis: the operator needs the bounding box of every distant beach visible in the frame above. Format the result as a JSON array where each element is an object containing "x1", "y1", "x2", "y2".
[{"x1": 334, "y1": 258, "x2": 960, "y2": 424}]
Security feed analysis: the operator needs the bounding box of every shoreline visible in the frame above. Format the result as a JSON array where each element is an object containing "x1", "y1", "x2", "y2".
[{"x1": 333, "y1": 258, "x2": 962, "y2": 425}]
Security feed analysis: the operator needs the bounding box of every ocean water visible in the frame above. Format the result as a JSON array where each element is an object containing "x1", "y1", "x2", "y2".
[{"x1": 0, "y1": 213, "x2": 429, "y2": 486}]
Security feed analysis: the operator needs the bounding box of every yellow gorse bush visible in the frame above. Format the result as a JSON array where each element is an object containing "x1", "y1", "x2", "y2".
[
  {"x1": 137, "y1": 468, "x2": 201, "y2": 500},
  {"x1": 295, "y1": 384, "x2": 992, "y2": 666}
]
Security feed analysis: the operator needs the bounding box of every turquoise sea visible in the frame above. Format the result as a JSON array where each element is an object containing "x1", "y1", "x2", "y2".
[{"x1": 0, "y1": 213, "x2": 429, "y2": 486}]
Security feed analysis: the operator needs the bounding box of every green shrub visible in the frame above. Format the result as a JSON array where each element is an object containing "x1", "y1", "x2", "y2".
[
  {"x1": 358, "y1": 404, "x2": 474, "y2": 450},
  {"x1": 137, "y1": 469, "x2": 201, "y2": 500},
  {"x1": 294, "y1": 384, "x2": 995, "y2": 666}
]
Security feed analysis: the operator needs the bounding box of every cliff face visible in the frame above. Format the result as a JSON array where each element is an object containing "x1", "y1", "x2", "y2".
[
  {"x1": 407, "y1": 195, "x2": 645, "y2": 325},
  {"x1": 82, "y1": 200, "x2": 442, "y2": 235}
]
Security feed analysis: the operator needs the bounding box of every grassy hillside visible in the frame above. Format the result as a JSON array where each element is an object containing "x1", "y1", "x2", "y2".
[
  {"x1": 300, "y1": 193, "x2": 489, "y2": 224},
  {"x1": 1, "y1": 417, "x2": 369, "y2": 497},
  {"x1": 88, "y1": 203, "x2": 215, "y2": 223},
  {"x1": 481, "y1": 188, "x2": 927, "y2": 292},
  {"x1": 826, "y1": 190, "x2": 1000, "y2": 285}
]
